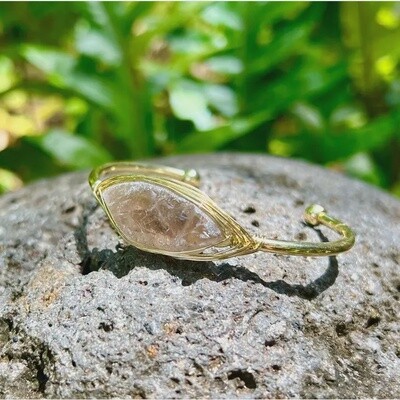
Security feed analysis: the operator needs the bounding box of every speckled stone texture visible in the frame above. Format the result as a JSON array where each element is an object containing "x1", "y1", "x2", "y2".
[{"x1": 0, "y1": 153, "x2": 399, "y2": 399}]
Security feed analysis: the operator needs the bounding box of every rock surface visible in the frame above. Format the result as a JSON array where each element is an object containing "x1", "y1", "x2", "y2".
[{"x1": 0, "y1": 153, "x2": 399, "y2": 399}]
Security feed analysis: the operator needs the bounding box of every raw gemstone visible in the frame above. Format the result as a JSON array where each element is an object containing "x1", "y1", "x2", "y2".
[{"x1": 102, "y1": 181, "x2": 224, "y2": 252}]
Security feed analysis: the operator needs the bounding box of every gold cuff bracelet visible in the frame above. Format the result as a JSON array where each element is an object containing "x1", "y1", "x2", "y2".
[{"x1": 89, "y1": 162, "x2": 355, "y2": 261}]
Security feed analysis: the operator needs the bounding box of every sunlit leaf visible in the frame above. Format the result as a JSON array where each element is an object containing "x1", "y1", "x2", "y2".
[
  {"x1": 176, "y1": 111, "x2": 270, "y2": 153},
  {"x1": 376, "y1": 6, "x2": 400, "y2": 30},
  {"x1": 0, "y1": 168, "x2": 23, "y2": 194},
  {"x1": 0, "y1": 108, "x2": 36, "y2": 136},
  {"x1": 30, "y1": 129, "x2": 112, "y2": 168},
  {"x1": 169, "y1": 81, "x2": 215, "y2": 131},
  {"x1": 203, "y1": 84, "x2": 238, "y2": 117},
  {"x1": 21, "y1": 45, "x2": 114, "y2": 109},
  {"x1": 343, "y1": 152, "x2": 383, "y2": 186},
  {"x1": 169, "y1": 32, "x2": 216, "y2": 56},
  {"x1": 75, "y1": 21, "x2": 122, "y2": 66},
  {"x1": 21, "y1": 45, "x2": 75, "y2": 79},
  {"x1": 205, "y1": 56, "x2": 243, "y2": 75},
  {"x1": 291, "y1": 102, "x2": 325, "y2": 132},
  {"x1": 201, "y1": 3, "x2": 242, "y2": 31},
  {"x1": 0, "y1": 56, "x2": 16, "y2": 92},
  {"x1": 330, "y1": 105, "x2": 368, "y2": 130}
]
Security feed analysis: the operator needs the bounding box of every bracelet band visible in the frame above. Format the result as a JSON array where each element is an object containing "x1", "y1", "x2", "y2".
[{"x1": 89, "y1": 162, "x2": 355, "y2": 261}]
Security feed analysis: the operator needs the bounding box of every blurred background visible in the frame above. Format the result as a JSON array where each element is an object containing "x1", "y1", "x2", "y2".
[{"x1": 0, "y1": 2, "x2": 399, "y2": 196}]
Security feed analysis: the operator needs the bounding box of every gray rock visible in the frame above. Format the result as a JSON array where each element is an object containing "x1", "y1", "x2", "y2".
[{"x1": 0, "y1": 153, "x2": 399, "y2": 399}]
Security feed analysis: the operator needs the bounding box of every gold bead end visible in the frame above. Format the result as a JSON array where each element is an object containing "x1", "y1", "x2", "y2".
[
  {"x1": 184, "y1": 169, "x2": 201, "y2": 187},
  {"x1": 304, "y1": 204, "x2": 326, "y2": 226}
]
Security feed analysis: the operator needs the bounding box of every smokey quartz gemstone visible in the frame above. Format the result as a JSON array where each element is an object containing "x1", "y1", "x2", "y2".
[{"x1": 101, "y1": 181, "x2": 225, "y2": 252}]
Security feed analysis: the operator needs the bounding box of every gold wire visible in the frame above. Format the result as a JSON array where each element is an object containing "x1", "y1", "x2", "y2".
[{"x1": 89, "y1": 162, "x2": 355, "y2": 260}]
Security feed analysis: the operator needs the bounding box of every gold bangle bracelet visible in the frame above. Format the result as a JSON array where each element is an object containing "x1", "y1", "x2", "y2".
[{"x1": 89, "y1": 162, "x2": 355, "y2": 261}]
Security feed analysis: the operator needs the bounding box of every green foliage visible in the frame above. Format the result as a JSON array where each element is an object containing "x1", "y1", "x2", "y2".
[
  {"x1": 0, "y1": 2, "x2": 399, "y2": 195},
  {"x1": 30, "y1": 129, "x2": 112, "y2": 169}
]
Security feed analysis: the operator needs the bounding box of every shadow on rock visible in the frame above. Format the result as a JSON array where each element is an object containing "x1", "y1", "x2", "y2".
[
  {"x1": 81, "y1": 245, "x2": 338, "y2": 300},
  {"x1": 75, "y1": 203, "x2": 338, "y2": 300}
]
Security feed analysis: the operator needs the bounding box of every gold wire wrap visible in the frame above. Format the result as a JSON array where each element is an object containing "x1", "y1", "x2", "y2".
[{"x1": 89, "y1": 162, "x2": 355, "y2": 261}]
